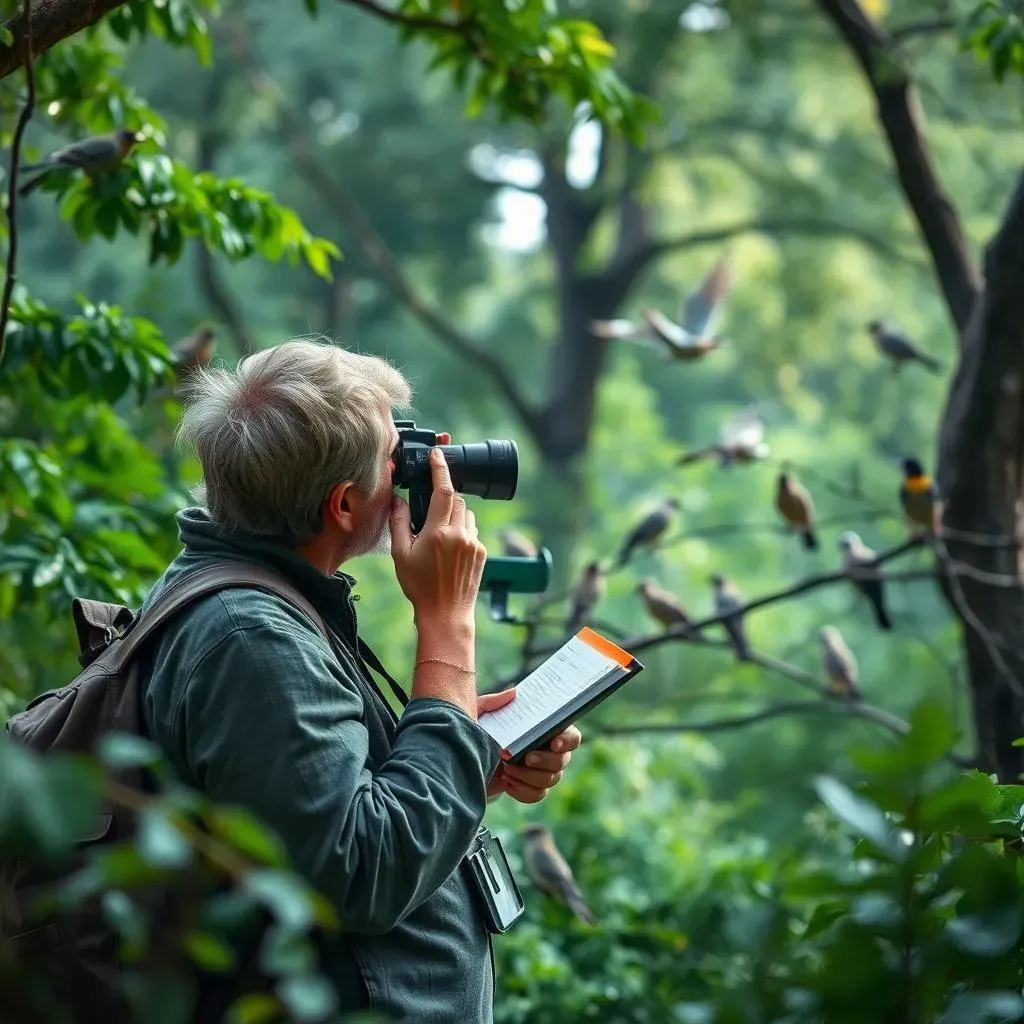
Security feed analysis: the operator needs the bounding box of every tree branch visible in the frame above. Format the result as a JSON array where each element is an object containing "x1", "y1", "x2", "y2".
[
  {"x1": 0, "y1": 0, "x2": 125, "y2": 79},
  {"x1": 0, "y1": 0, "x2": 34, "y2": 368},
  {"x1": 591, "y1": 700, "x2": 854, "y2": 736},
  {"x1": 814, "y1": 0, "x2": 980, "y2": 336},
  {"x1": 338, "y1": 0, "x2": 472, "y2": 33}
]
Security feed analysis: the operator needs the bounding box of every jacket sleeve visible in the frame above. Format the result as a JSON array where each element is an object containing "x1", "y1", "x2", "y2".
[{"x1": 176, "y1": 619, "x2": 501, "y2": 935}]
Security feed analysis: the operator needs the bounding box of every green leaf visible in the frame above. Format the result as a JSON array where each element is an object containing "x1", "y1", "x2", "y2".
[
  {"x1": 947, "y1": 905, "x2": 1023, "y2": 957},
  {"x1": 207, "y1": 806, "x2": 288, "y2": 867},
  {"x1": 183, "y1": 930, "x2": 237, "y2": 973},
  {"x1": 813, "y1": 775, "x2": 905, "y2": 861},
  {"x1": 227, "y1": 992, "x2": 282, "y2": 1024},
  {"x1": 275, "y1": 973, "x2": 339, "y2": 1022},
  {"x1": 243, "y1": 870, "x2": 315, "y2": 932},
  {"x1": 98, "y1": 733, "x2": 163, "y2": 770},
  {"x1": 259, "y1": 925, "x2": 316, "y2": 977},
  {"x1": 136, "y1": 806, "x2": 193, "y2": 869},
  {"x1": 100, "y1": 889, "x2": 148, "y2": 958},
  {"x1": 941, "y1": 991, "x2": 1024, "y2": 1024}
]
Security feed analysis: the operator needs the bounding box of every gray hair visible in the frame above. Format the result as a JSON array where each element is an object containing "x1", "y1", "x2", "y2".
[{"x1": 176, "y1": 338, "x2": 413, "y2": 545}]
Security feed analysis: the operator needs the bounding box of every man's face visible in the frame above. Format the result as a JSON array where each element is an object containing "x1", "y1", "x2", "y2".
[{"x1": 349, "y1": 420, "x2": 399, "y2": 558}]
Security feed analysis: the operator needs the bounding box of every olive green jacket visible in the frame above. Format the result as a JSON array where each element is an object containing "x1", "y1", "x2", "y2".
[{"x1": 140, "y1": 508, "x2": 501, "y2": 1023}]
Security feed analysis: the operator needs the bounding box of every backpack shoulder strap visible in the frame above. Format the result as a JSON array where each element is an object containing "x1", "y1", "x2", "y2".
[{"x1": 108, "y1": 561, "x2": 330, "y2": 671}]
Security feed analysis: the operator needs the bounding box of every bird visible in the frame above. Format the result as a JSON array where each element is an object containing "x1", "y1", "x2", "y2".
[
  {"x1": 838, "y1": 531, "x2": 892, "y2": 631},
  {"x1": 152, "y1": 326, "x2": 217, "y2": 401},
  {"x1": 637, "y1": 578, "x2": 690, "y2": 630},
  {"x1": 867, "y1": 321, "x2": 942, "y2": 374},
  {"x1": 617, "y1": 497, "x2": 680, "y2": 566},
  {"x1": 521, "y1": 824, "x2": 596, "y2": 925},
  {"x1": 899, "y1": 457, "x2": 939, "y2": 535},
  {"x1": 18, "y1": 129, "x2": 145, "y2": 197},
  {"x1": 566, "y1": 562, "x2": 604, "y2": 633},
  {"x1": 711, "y1": 573, "x2": 750, "y2": 660},
  {"x1": 676, "y1": 407, "x2": 769, "y2": 468},
  {"x1": 499, "y1": 528, "x2": 538, "y2": 559},
  {"x1": 776, "y1": 471, "x2": 818, "y2": 551},
  {"x1": 591, "y1": 253, "x2": 734, "y2": 363},
  {"x1": 820, "y1": 625, "x2": 861, "y2": 700}
]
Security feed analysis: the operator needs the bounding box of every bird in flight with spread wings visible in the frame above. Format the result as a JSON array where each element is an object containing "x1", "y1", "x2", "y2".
[
  {"x1": 677, "y1": 406, "x2": 769, "y2": 468},
  {"x1": 590, "y1": 252, "x2": 734, "y2": 361}
]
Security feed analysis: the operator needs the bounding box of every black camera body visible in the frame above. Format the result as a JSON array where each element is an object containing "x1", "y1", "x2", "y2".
[{"x1": 391, "y1": 420, "x2": 519, "y2": 533}]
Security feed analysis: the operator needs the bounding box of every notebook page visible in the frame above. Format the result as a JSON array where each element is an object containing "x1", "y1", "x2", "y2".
[{"x1": 478, "y1": 634, "x2": 621, "y2": 750}]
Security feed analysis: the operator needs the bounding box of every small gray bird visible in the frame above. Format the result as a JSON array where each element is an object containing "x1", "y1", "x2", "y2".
[
  {"x1": 820, "y1": 625, "x2": 861, "y2": 700},
  {"x1": 617, "y1": 498, "x2": 681, "y2": 566},
  {"x1": 500, "y1": 528, "x2": 538, "y2": 559},
  {"x1": 566, "y1": 562, "x2": 604, "y2": 633},
  {"x1": 638, "y1": 578, "x2": 691, "y2": 630},
  {"x1": 522, "y1": 824, "x2": 596, "y2": 925},
  {"x1": 838, "y1": 531, "x2": 892, "y2": 631},
  {"x1": 19, "y1": 129, "x2": 145, "y2": 197},
  {"x1": 591, "y1": 253, "x2": 733, "y2": 362},
  {"x1": 867, "y1": 321, "x2": 942, "y2": 374},
  {"x1": 711, "y1": 573, "x2": 750, "y2": 660},
  {"x1": 677, "y1": 407, "x2": 769, "y2": 468}
]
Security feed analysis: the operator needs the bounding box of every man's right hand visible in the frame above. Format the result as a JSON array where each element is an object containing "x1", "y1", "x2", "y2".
[{"x1": 390, "y1": 448, "x2": 487, "y2": 700}]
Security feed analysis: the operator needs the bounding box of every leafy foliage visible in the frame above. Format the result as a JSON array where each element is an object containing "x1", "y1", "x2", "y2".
[{"x1": 961, "y1": 1, "x2": 1024, "y2": 82}]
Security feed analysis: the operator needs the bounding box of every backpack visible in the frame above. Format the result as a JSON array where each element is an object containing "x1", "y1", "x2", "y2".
[{"x1": 1, "y1": 560, "x2": 331, "y2": 1023}]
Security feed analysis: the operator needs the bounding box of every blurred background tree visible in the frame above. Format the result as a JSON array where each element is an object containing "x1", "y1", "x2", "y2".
[{"x1": 5, "y1": 0, "x2": 1024, "y2": 1019}]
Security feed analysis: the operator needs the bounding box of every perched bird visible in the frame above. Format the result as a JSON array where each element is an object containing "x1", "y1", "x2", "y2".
[
  {"x1": 838, "y1": 531, "x2": 892, "y2": 631},
  {"x1": 637, "y1": 578, "x2": 690, "y2": 630},
  {"x1": 677, "y1": 407, "x2": 769, "y2": 468},
  {"x1": 899, "y1": 457, "x2": 939, "y2": 535},
  {"x1": 617, "y1": 497, "x2": 681, "y2": 566},
  {"x1": 591, "y1": 253, "x2": 733, "y2": 362},
  {"x1": 521, "y1": 824, "x2": 596, "y2": 925},
  {"x1": 820, "y1": 626, "x2": 861, "y2": 700},
  {"x1": 776, "y1": 471, "x2": 818, "y2": 551},
  {"x1": 19, "y1": 129, "x2": 145, "y2": 197},
  {"x1": 566, "y1": 562, "x2": 604, "y2": 633},
  {"x1": 711, "y1": 573, "x2": 750, "y2": 661},
  {"x1": 171, "y1": 325, "x2": 216, "y2": 375},
  {"x1": 500, "y1": 528, "x2": 538, "y2": 559},
  {"x1": 867, "y1": 321, "x2": 942, "y2": 374}
]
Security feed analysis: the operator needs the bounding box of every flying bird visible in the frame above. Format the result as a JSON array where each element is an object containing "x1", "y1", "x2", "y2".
[
  {"x1": 677, "y1": 407, "x2": 769, "y2": 468},
  {"x1": 637, "y1": 578, "x2": 691, "y2": 631},
  {"x1": 867, "y1": 321, "x2": 942, "y2": 374},
  {"x1": 591, "y1": 253, "x2": 734, "y2": 362},
  {"x1": 617, "y1": 498, "x2": 680, "y2": 566},
  {"x1": 899, "y1": 457, "x2": 939, "y2": 535},
  {"x1": 820, "y1": 625, "x2": 861, "y2": 700},
  {"x1": 566, "y1": 562, "x2": 605, "y2": 633},
  {"x1": 500, "y1": 528, "x2": 538, "y2": 559},
  {"x1": 19, "y1": 129, "x2": 145, "y2": 197},
  {"x1": 711, "y1": 573, "x2": 750, "y2": 661},
  {"x1": 522, "y1": 824, "x2": 596, "y2": 925},
  {"x1": 776, "y1": 471, "x2": 818, "y2": 551},
  {"x1": 838, "y1": 531, "x2": 892, "y2": 631}
]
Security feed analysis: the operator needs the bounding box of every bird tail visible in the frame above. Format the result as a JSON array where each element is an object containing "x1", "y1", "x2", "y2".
[
  {"x1": 867, "y1": 586, "x2": 893, "y2": 631},
  {"x1": 565, "y1": 603, "x2": 583, "y2": 635},
  {"x1": 802, "y1": 528, "x2": 819, "y2": 552},
  {"x1": 616, "y1": 540, "x2": 634, "y2": 567},
  {"x1": 17, "y1": 171, "x2": 48, "y2": 197},
  {"x1": 677, "y1": 446, "x2": 715, "y2": 466},
  {"x1": 566, "y1": 889, "x2": 596, "y2": 926},
  {"x1": 726, "y1": 619, "x2": 751, "y2": 661},
  {"x1": 920, "y1": 353, "x2": 943, "y2": 374}
]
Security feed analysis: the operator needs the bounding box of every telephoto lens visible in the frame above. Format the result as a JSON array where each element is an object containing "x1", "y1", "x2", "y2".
[{"x1": 437, "y1": 440, "x2": 518, "y2": 500}]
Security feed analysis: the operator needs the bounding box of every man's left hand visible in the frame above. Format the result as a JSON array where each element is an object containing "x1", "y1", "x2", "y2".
[{"x1": 478, "y1": 689, "x2": 582, "y2": 804}]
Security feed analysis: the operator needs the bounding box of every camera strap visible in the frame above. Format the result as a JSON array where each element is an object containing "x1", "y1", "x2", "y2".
[{"x1": 357, "y1": 637, "x2": 411, "y2": 709}]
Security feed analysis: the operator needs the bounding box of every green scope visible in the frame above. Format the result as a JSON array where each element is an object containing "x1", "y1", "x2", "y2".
[{"x1": 479, "y1": 549, "x2": 553, "y2": 623}]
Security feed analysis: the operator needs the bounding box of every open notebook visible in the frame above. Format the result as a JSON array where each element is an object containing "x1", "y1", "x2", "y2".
[{"x1": 478, "y1": 627, "x2": 644, "y2": 764}]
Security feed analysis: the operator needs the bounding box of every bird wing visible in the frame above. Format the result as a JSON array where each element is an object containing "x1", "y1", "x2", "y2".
[
  {"x1": 682, "y1": 256, "x2": 733, "y2": 337},
  {"x1": 591, "y1": 318, "x2": 647, "y2": 340},
  {"x1": 722, "y1": 409, "x2": 763, "y2": 448},
  {"x1": 643, "y1": 308, "x2": 695, "y2": 352},
  {"x1": 633, "y1": 509, "x2": 668, "y2": 545},
  {"x1": 56, "y1": 135, "x2": 118, "y2": 168},
  {"x1": 880, "y1": 330, "x2": 922, "y2": 360},
  {"x1": 529, "y1": 841, "x2": 578, "y2": 893}
]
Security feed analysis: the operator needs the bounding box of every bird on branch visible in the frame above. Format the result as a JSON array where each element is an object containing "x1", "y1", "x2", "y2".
[
  {"x1": 566, "y1": 562, "x2": 604, "y2": 634},
  {"x1": 711, "y1": 573, "x2": 750, "y2": 661},
  {"x1": 820, "y1": 625, "x2": 861, "y2": 700},
  {"x1": 522, "y1": 824, "x2": 596, "y2": 925},
  {"x1": 638, "y1": 578, "x2": 691, "y2": 631},
  {"x1": 676, "y1": 407, "x2": 769, "y2": 468},
  {"x1": 867, "y1": 321, "x2": 943, "y2": 374},
  {"x1": 153, "y1": 326, "x2": 217, "y2": 401},
  {"x1": 591, "y1": 252, "x2": 734, "y2": 362},
  {"x1": 899, "y1": 457, "x2": 940, "y2": 536},
  {"x1": 776, "y1": 470, "x2": 819, "y2": 551},
  {"x1": 18, "y1": 129, "x2": 145, "y2": 197},
  {"x1": 500, "y1": 528, "x2": 538, "y2": 559},
  {"x1": 838, "y1": 531, "x2": 893, "y2": 631},
  {"x1": 617, "y1": 497, "x2": 680, "y2": 566}
]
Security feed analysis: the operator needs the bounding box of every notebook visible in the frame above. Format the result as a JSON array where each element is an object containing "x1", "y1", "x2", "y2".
[{"x1": 478, "y1": 627, "x2": 644, "y2": 764}]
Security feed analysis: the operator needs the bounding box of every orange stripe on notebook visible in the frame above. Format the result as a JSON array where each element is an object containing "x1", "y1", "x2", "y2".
[{"x1": 577, "y1": 627, "x2": 633, "y2": 668}]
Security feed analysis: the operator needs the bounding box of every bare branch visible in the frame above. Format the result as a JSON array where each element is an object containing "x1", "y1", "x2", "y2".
[
  {"x1": 223, "y1": 23, "x2": 544, "y2": 441},
  {"x1": 338, "y1": 0, "x2": 472, "y2": 34},
  {"x1": 0, "y1": 0, "x2": 34, "y2": 366},
  {"x1": 814, "y1": 0, "x2": 981, "y2": 335},
  {"x1": 0, "y1": 0, "x2": 125, "y2": 80}
]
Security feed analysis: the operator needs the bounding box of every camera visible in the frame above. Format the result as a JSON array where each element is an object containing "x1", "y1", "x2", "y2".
[{"x1": 391, "y1": 420, "x2": 519, "y2": 533}]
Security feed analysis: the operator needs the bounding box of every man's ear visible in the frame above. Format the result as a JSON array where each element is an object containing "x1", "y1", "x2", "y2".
[{"x1": 323, "y1": 479, "x2": 359, "y2": 537}]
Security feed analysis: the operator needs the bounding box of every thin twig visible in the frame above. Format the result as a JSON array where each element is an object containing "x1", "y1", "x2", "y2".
[
  {"x1": 341, "y1": 0, "x2": 473, "y2": 34},
  {"x1": 0, "y1": 1, "x2": 35, "y2": 368}
]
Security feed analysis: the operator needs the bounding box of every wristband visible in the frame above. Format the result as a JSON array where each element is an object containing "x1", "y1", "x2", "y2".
[{"x1": 415, "y1": 658, "x2": 476, "y2": 676}]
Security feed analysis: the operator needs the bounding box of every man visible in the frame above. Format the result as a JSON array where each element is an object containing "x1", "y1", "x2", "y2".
[{"x1": 139, "y1": 339, "x2": 582, "y2": 1022}]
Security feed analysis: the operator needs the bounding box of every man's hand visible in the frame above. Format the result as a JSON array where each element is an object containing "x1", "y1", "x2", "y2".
[{"x1": 479, "y1": 689, "x2": 582, "y2": 804}]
